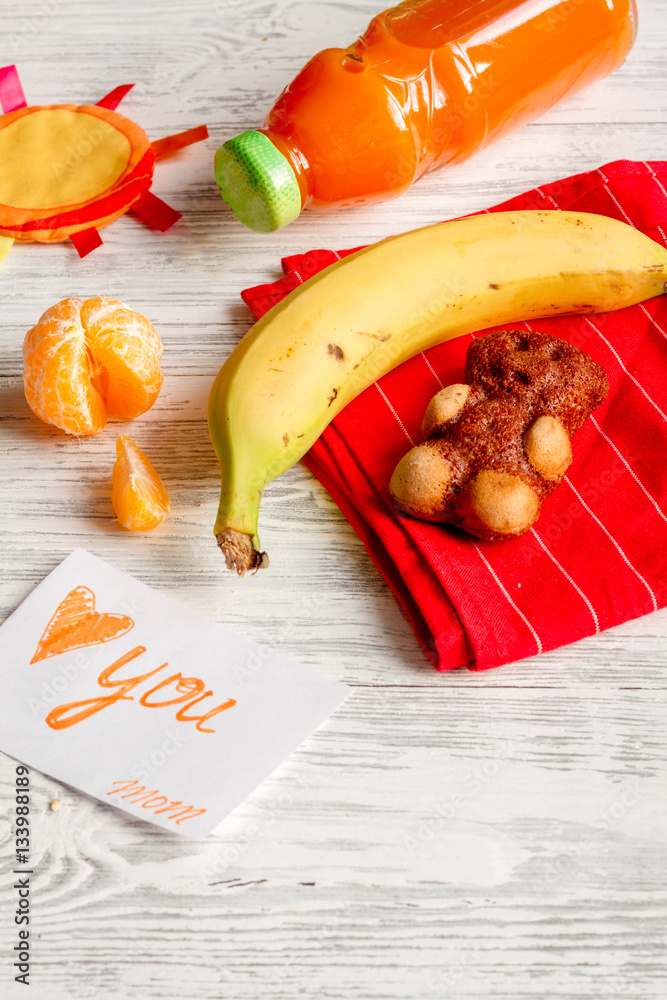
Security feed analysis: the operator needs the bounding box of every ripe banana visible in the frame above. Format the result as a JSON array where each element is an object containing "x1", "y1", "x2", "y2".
[{"x1": 208, "y1": 210, "x2": 667, "y2": 574}]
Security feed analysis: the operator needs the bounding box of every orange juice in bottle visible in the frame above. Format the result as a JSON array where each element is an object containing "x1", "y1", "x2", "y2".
[{"x1": 215, "y1": 0, "x2": 637, "y2": 232}]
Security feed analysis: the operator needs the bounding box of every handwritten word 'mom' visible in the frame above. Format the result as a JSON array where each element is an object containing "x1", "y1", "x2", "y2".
[{"x1": 107, "y1": 779, "x2": 206, "y2": 825}]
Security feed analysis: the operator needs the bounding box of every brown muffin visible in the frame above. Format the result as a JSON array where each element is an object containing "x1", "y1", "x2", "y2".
[{"x1": 390, "y1": 330, "x2": 608, "y2": 541}]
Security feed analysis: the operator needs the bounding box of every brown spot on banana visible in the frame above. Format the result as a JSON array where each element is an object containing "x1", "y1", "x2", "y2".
[
  {"x1": 355, "y1": 330, "x2": 392, "y2": 342},
  {"x1": 327, "y1": 343, "x2": 345, "y2": 359}
]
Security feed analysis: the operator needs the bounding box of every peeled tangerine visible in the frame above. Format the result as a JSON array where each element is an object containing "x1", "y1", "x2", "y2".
[
  {"x1": 112, "y1": 436, "x2": 171, "y2": 531},
  {"x1": 22, "y1": 297, "x2": 163, "y2": 435}
]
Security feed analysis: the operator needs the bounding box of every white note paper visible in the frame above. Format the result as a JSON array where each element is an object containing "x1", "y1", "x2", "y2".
[{"x1": 0, "y1": 549, "x2": 351, "y2": 839}]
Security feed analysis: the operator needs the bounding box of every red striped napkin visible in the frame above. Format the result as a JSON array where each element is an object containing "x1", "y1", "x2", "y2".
[{"x1": 242, "y1": 160, "x2": 667, "y2": 671}]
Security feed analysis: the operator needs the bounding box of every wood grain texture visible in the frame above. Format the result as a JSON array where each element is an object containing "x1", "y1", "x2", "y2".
[{"x1": 1, "y1": 0, "x2": 666, "y2": 997}]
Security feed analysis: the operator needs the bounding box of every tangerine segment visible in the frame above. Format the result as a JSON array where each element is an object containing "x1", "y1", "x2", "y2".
[
  {"x1": 23, "y1": 296, "x2": 163, "y2": 435},
  {"x1": 23, "y1": 298, "x2": 106, "y2": 435},
  {"x1": 23, "y1": 297, "x2": 83, "y2": 359},
  {"x1": 112, "y1": 435, "x2": 171, "y2": 530},
  {"x1": 81, "y1": 297, "x2": 163, "y2": 419}
]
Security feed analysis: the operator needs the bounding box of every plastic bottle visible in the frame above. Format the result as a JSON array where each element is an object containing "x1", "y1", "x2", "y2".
[{"x1": 215, "y1": 0, "x2": 637, "y2": 232}]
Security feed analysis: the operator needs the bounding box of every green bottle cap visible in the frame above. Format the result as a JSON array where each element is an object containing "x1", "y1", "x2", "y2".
[{"x1": 214, "y1": 130, "x2": 302, "y2": 233}]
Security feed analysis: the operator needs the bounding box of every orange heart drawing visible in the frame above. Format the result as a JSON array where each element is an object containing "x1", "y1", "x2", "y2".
[{"x1": 30, "y1": 586, "x2": 134, "y2": 664}]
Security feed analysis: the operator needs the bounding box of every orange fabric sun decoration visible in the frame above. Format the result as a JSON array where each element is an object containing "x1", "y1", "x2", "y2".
[{"x1": 0, "y1": 65, "x2": 208, "y2": 261}]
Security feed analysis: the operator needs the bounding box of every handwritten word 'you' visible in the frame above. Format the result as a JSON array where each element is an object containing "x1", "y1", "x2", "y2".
[{"x1": 44, "y1": 646, "x2": 236, "y2": 733}]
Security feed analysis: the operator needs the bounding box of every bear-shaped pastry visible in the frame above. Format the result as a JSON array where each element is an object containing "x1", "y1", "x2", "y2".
[{"x1": 389, "y1": 330, "x2": 608, "y2": 540}]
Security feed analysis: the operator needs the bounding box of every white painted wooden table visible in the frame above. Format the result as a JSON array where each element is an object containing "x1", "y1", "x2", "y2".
[{"x1": 1, "y1": 1, "x2": 666, "y2": 997}]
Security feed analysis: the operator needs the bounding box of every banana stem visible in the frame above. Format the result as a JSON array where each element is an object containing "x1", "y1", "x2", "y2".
[
  {"x1": 213, "y1": 483, "x2": 268, "y2": 576},
  {"x1": 216, "y1": 529, "x2": 269, "y2": 576}
]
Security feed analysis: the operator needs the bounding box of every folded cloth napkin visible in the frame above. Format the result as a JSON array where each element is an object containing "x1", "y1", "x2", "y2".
[{"x1": 241, "y1": 160, "x2": 667, "y2": 671}]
